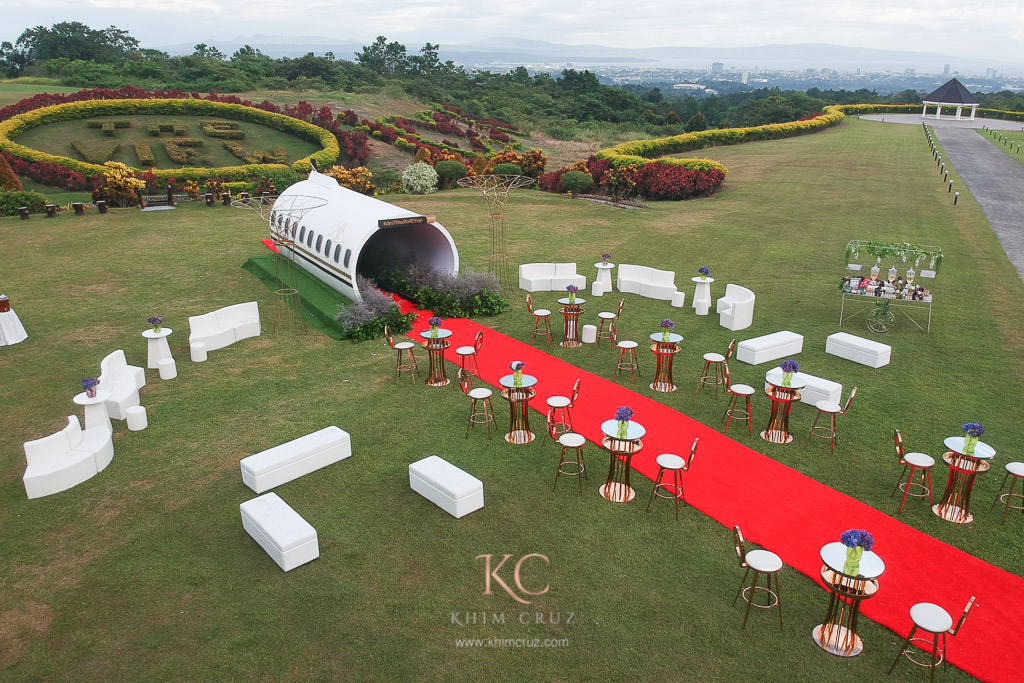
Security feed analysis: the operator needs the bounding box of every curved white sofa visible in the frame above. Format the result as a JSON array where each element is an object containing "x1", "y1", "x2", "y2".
[
  {"x1": 518, "y1": 263, "x2": 586, "y2": 292},
  {"x1": 188, "y1": 301, "x2": 261, "y2": 353},
  {"x1": 617, "y1": 265, "x2": 678, "y2": 301},
  {"x1": 23, "y1": 415, "x2": 114, "y2": 499},
  {"x1": 98, "y1": 349, "x2": 145, "y2": 420},
  {"x1": 717, "y1": 284, "x2": 756, "y2": 331}
]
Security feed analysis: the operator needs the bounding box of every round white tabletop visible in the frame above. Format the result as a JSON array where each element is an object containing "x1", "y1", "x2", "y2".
[
  {"x1": 650, "y1": 332, "x2": 684, "y2": 344},
  {"x1": 73, "y1": 389, "x2": 112, "y2": 406},
  {"x1": 601, "y1": 419, "x2": 646, "y2": 440},
  {"x1": 594, "y1": 262, "x2": 616, "y2": 270},
  {"x1": 557, "y1": 297, "x2": 587, "y2": 306},
  {"x1": 499, "y1": 373, "x2": 538, "y2": 389},
  {"x1": 141, "y1": 328, "x2": 172, "y2": 340},
  {"x1": 764, "y1": 367, "x2": 808, "y2": 390},
  {"x1": 419, "y1": 328, "x2": 453, "y2": 340},
  {"x1": 943, "y1": 436, "x2": 996, "y2": 460},
  {"x1": 820, "y1": 541, "x2": 885, "y2": 579},
  {"x1": 691, "y1": 276, "x2": 716, "y2": 284}
]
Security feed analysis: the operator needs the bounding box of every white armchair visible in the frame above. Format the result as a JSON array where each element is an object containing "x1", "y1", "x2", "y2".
[
  {"x1": 98, "y1": 349, "x2": 145, "y2": 420},
  {"x1": 717, "y1": 284, "x2": 755, "y2": 331}
]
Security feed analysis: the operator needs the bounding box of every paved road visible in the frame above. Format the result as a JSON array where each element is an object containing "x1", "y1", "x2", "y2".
[
  {"x1": 861, "y1": 113, "x2": 1024, "y2": 131},
  {"x1": 933, "y1": 126, "x2": 1024, "y2": 279}
]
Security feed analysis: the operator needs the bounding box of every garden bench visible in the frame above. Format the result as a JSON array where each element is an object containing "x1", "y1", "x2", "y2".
[
  {"x1": 240, "y1": 492, "x2": 319, "y2": 571},
  {"x1": 240, "y1": 426, "x2": 352, "y2": 494},
  {"x1": 188, "y1": 301, "x2": 261, "y2": 353},
  {"x1": 765, "y1": 368, "x2": 843, "y2": 407},
  {"x1": 736, "y1": 331, "x2": 804, "y2": 365},
  {"x1": 825, "y1": 332, "x2": 891, "y2": 368},
  {"x1": 23, "y1": 416, "x2": 113, "y2": 499},
  {"x1": 518, "y1": 263, "x2": 587, "y2": 292},
  {"x1": 409, "y1": 455, "x2": 484, "y2": 518},
  {"x1": 616, "y1": 264, "x2": 679, "y2": 301}
]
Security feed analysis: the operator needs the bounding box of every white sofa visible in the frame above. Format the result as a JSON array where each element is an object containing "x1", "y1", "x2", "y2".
[
  {"x1": 736, "y1": 331, "x2": 804, "y2": 365},
  {"x1": 409, "y1": 455, "x2": 484, "y2": 518},
  {"x1": 518, "y1": 263, "x2": 586, "y2": 292},
  {"x1": 240, "y1": 492, "x2": 319, "y2": 572},
  {"x1": 765, "y1": 368, "x2": 843, "y2": 407},
  {"x1": 717, "y1": 284, "x2": 756, "y2": 331},
  {"x1": 97, "y1": 349, "x2": 145, "y2": 420},
  {"x1": 23, "y1": 415, "x2": 113, "y2": 499},
  {"x1": 617, "y1": 265, "x2": 678, "y2": 301},
  {"x1": 241, "y1": 426, "x2": 352, "y2": 494},
  {"x1": 188, "y1": 301, "x2": 261, "y2": 353},
  {"x1": 826, "y1": 332, "x2": 891, "y2": 368}
]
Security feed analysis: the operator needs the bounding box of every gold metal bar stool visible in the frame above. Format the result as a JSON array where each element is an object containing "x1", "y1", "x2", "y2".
[
  {"x1": 547, "y1": 409, "x2": 587, "y2": 494},
  {"x1": 645, "y1": 437, "x2": 699, "y2": 520},
  {"x1": 697, "y1": 338, "x2": 735, "y2": 398},
  {"x1": 991, "y1": 461, "x2": 1024, "y2": 524},
  {"x1": 721, "y1": 364, "x2": 755, "y2": 435},
  {"x1": 455, "y1": 330, "x2": 483, "y2": 388},
  {"x1": 545, "y1": 379, "x2": 580, "y2": 440},
  {"x1": 888, "y1": 596, "x2": 975, "y2": 683},
  {"x1": 385, "y1": 325, "x2": 418, "y2": 383},
  {"x1": 613, "y1": 339, "x2": 640, "y2": 384},
  {"x1": 526, "y1": 294, "x2": 551, "y2": 346},
  {"x1": 805, "y1": 387, "x2": 857, "y2": 451},
  {"x1": 461, "y1": 372, "x2": 494, "y2": 439},
  {"x1": 596, "y1": 298, "x2": 624, "y2": 349},
  {"x1": 731, "y1": 525, "x2": 784, "y2": 630},
  {"x1": 891, "y1": 429, "x2": 935, "y2": 511}
]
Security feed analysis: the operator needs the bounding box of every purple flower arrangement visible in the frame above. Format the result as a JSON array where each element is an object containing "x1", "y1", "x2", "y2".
[
  {"x1": 779, "y1": 360, "x2": 799, "y2": 374},
  {"x1": 840, "y1": 529, "x2": 874, "y2": 551},
  {"x1": 698, "y1": 266, "x2": 710, "y2": 279},
  {"x1": 428, "y1": 316, "x2": 443, "y2": 338},
  {"x1": 660, "y1": 318, "x2": 675, "y2": 341},
  {"x1": 601, "y1": 253, "x2": 611, "y2": 265},
  {"x1": 614, "y1": 406, "x2": 634, "y2": 438},
  {"x1": 148, "y1": 315, "x2": 164, "y2": 331},
  {"x1": 510, "y1": 360, "x2": 525, "y2": 386},
  {"x1": 81, "y1": 377, "x2": 100, "y2": 398},
  {"x1": 566, "y1": 284, "x2": 579, "y2": 302},
  {"x1": 961, "y1": 422, "x2": 985, "y2": 437}
]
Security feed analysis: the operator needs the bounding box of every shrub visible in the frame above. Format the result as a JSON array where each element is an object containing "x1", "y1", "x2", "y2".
[
  {"x1": 202, "y1": 121, "x2": 245, "y2": 139},
  {"x1": 336, "y1": 276, "x2": 417, "y2": 342},
  {"x1": 134, "y1": 139, "x2": 155, "y2": 166},
  {"x1": 434, "y1": 159, "x2": 467, "y2": 189},
  {"x1": 0, "y1": 153, "x2": 22, "y2": 190},
  {"x1": 147, "y1": 123, "x2": 160, "y2": 136},
  {"x1": 491, "y1": 162, "x2": 522, "y2": 176},
  {"x1": 162, "y1": 137, "x2": 203, "y2": 164},
  {"x1": 0, "y1": 190, "x2": 47, "y2": 216},
  {"x1": 204, "y1": 177, "x2": 224, "y2": 198},
  {"x1": 559, "y1": 170, "x2": 594, "y2": 195},
  {"x1": 91, "y1": 161, "x2": 144, "y2": 207},
  {"x1": 1, "y1": 151, "x2": 89, "y2": 190},
  {"x1": 101, "y1": 122, "x2": 115, "y2": 136},
  {"x1": 326, "y1": 165, "x2": 375, "y2": 196},
  {"x1": 70, "y1": 140, "x2": 120, "y2": 164},
  {"x1": 685, "y1": 113, "x2": 708, "y2": 132},
  {"x1": 182, "y1": 179, "x2": 200, "y2": 200},
  {"x1": 401, "y1": 162, "x2": 438, "y2": 194},
  {"x1": 369, "y1": 168, "x2": 401, "y2": 194}
]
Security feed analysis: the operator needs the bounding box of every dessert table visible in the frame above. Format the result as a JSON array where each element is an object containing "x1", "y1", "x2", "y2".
[
  {"x1": 691, "y1": 276, "x2": 715, "y2": 315},
  {"x1": 73, "y1": 390, "x2": 113, "y2": 433},
  {"x1": 593, "y1": 262, "x2": 615, "y2": 295},
  {"x1": 760, "y1": 373, "x2": 806, "y2": 444},
  {"x1": 932, "y1": 436, "x2": 996, "y2": 524},
  {"x1": 649, "y1": 332, "x2": 683, "y2": 392},
  {"x1": 557, "y1": 297, "x2": 586, "y2": 348},
  {"x1": 812, "y1": 541, "x2": 885, "y2": 657},
  {"x1": 419, "y1": 329, "x2": 453, "y2": 387},
  {"x1": 599, "y1": 419, "x2": 645, "y2": 502},
  {"x1": 498, "y1": 373, "x2": 538, "y2": 444},
  {"x1": 141, "y1": 328, "x2": 173, "y2": 369}
]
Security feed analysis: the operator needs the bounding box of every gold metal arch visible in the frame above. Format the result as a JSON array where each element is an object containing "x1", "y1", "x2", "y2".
[{"x1": 458, "y1": 174, "x2": 535, "y2": 290}]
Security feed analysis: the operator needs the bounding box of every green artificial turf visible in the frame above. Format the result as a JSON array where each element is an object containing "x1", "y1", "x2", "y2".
[
  {"x1": 1, "y1": 117, "x2": 1020, "y2": 681},
  {"x1": 242, "y1": 254, "x2": 348, "y2": 339}
]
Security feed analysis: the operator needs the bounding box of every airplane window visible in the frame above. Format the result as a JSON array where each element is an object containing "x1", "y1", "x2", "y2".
[
  {"x1": 299, "y1": 226, "x2": 306, "y2": 241},
  {"x1": 325, "y1": 239, "x2": 332, "y2": 255},
  {"x1": 344, "y1": 249, "x2": 352, "y2": 268},
  {"x1": 334, "y1": 244, "x2": 341, "y2": 263},
  {"x1": 307, "y1": 231, "x2": 314, "y2": 247},
  {"x1": 315, "y1": 235, "x2": 323, "y2": 252}
]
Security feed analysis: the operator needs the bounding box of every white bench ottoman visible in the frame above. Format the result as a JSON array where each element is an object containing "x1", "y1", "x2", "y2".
[
  {"x1": 737, "y1": 331, "x2": 804, "y2": 365},
  {"x1": 765, "y1": 368, "x2": 842, "y2": 407},
  {"x1": 240, "y1": 492, "x2": 319, "y2": 572},
  {"x1": 826, "y1": 332, "x2": 891, "y2": 368},
  {"x1": 241, "y1": 426, "x2": 352, "y2": 493},
  {"x1": 409, "y1": 455, "x2": 484, "y2": 518}
]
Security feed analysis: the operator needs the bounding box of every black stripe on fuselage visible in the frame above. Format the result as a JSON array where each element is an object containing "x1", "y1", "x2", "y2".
[{"x1": 285, "y1": 244, "x2": 353, "y2": 289}]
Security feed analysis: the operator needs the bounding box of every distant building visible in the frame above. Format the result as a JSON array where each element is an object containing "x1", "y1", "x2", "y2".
[
  {"x1": 741, "y1": 71, "x2": 749, "y2": 84},
  {"x1": 905, "y1": 68, "x2": 916, "y2": 76},
  {"x1": 711, "y1": 62, "x2": 724, "y2": 74},
  {"x1": 943, "y1": 64, "x2": 951, "y2": 77},
  {"x1": 672, "y1": 83, "x2": 707, "y2": 91},
  {"x1": 985, "y1": 68, "x2": 996, "y2": 79}
]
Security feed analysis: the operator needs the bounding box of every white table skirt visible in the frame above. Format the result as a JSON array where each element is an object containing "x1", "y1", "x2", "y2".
[{"x1": 0, "y1": 309, "x2": 28, "y2": 346}]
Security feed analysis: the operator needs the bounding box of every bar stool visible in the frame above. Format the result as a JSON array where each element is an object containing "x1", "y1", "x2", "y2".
[
  {"x1": 805, "y1": 387, "x2": 857, "y2": 451},
  {"x1": 547, "y1": 409, "x2": 587, "y2": 494},
  {"x1": 385, "y1": 325, "x2": 418, "y2": 383},
  {"x1": 526, "y1": 294, "x2": 551, "y2": 346},
  {"x1": 731, "y1": 525, "x2": 783, "y2": 630},
  {"x1": 461, "y1": 372, "x2": 494, "y2": 439},
  {"x1": 455, "y1": 331, "x2": 483, "y2": 387},
  {"x1": 892, "y1": 429, "x2": 934, "y2": 512},
  {"x1": 646, "y1": 437, "x2": 699, "y2": 520},
  {"x1": 596, "y1": 298, "x2": 624, "y2": 348},
  {"x1": 991, "y1": 461, "x2": 1024, "y2": 524},
  {"x1": 722, "y1": 364, "x2": 755, "y2": 435},
  {"x1": 697, "y1": 338, "x2": 735, "y2": 398},
  {"x1": 546, "y1": 378, "x2": 581, "y2": 440},
  {"x1": 613, "y1": 339, "x2": 640, "y2": 383},
  {"x1": 889, "y1": 596, "x2": 975, "y2": 682}
]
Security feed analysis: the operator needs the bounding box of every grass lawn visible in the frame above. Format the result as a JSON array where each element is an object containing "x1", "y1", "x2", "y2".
[
  {"x1": 1, "y1": 117, "x2": 1020, "y2": 680},
  {"x1": 0, "y1": 82, "x2": 81, "y2": 108},
  {"x1": 15, "y1": 177, "x2": 94, "y2": 206},
  {"x1": 977, "y1": 128, "x2": 1024, "y2": 166},
  {"x1": 13, "y1": 114, "x2": 321, "y2": 170}
]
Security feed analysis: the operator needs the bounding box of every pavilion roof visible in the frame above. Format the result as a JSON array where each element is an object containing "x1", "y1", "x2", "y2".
[{"x1": 923, "y1": 78, "x2": 979, "y2": 105}]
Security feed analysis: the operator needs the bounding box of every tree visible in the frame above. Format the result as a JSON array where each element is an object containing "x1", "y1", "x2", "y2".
[
  {"x1": 355, "y1": 36, "x2": 408, "y2": 76},
  {"x1": 192, "y1": 44, "x2": 225, "y2": 60},
  {"x1": 685, "y1": 112, "x2": 708, "y2": 132},
  {"x1": 15, "y1": 22, "x2": 138, "y2": 64}
]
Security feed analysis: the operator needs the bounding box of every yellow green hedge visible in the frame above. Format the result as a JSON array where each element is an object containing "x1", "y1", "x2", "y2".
[{"x1": 0, "y1": 98, "x2": 339, "y2": 181}]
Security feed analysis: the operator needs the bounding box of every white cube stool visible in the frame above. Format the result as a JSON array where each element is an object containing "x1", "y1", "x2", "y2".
[
  {"x1": 158, "y1": 357, "x2": 177, "y2": 380},
  {"x1": 126, "y1": 405, "x2": 148, "y2": 431},
  {"x1": 581, "y1": 324, "x2": 598, "y2": 344},
  {"x1": 190, "y1": 341, "x2": 208, "y2": 362},
  {"x1": 240, "y1": 492, "x2": 319, "y2": 571},
  {"x1": 591, "y1": 282, "x2": 606, "y2": 297},
  {"x1": 671, "y1": 291, "x2": 687, "y2": 308}
]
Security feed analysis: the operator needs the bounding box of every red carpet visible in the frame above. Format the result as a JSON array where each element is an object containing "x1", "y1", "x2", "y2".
[{"x1": 396, "y1": 297, "x2": 1017, "y2": 682}]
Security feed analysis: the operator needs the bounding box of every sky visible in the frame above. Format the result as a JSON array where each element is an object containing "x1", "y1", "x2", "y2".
[{"x1": 1, "y1": 0, "x2": 1023, "y2": 65}]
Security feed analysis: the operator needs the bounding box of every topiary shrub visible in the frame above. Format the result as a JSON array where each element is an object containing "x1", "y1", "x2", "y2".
[
  {"x1": 401, "y1": 162, "x2": 438, "y2": 195},
  {"x1": 560, "y1": 170, "x2": 594, "y2": 195},
  {"x1": 0, "y1": 152, "x2": 22, "y2": 190},
  {"x1": 0, "y1": 190, "x2": 47, "y2": 216},
  {"x1": 434, "y1": 159, "x2": 468, "y2": 189},
  {"x1": 491, "y1": 162, "x2": 522, "y2": 176}
]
